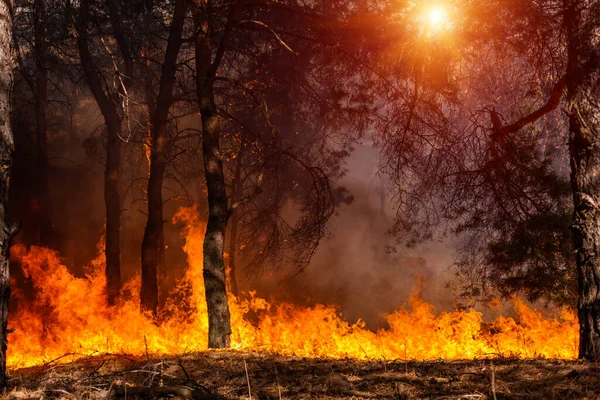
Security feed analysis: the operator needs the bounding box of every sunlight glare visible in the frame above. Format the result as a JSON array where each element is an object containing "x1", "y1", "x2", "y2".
[
  {"x1": 421, "y1": 4, "x2": 451, "y2": 34},
  {"x1": 428, "y1": 6, "x2": 446, "y2": 25}
]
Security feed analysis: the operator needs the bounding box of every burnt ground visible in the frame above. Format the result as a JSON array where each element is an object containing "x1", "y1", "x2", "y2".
[{"x1": 4, "y1": 351, "x2": 600, "y2": 399}]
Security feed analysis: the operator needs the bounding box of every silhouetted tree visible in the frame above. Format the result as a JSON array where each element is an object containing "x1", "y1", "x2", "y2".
[
  {"x1": 0, "y1": 0, "x2": 18, "y2": 388},
  {"x1": 140, "y1": 0, "x2": 187, "y2": 316},
  {"x1": 76, "y1": 0, "x2": 134, "y2": 306},
  {"x1": 564, "y1": 0, "x2": 600, "y2": 360}
]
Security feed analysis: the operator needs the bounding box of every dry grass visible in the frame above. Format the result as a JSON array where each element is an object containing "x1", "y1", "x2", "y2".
[{"x1": 3, "y1": 351, "x2": 599, "y2": 399}]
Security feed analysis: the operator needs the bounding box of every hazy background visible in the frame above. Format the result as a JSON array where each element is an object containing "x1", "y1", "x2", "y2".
[{"x1": 246, "y1": 144, "x2": 459, "y2": 328}]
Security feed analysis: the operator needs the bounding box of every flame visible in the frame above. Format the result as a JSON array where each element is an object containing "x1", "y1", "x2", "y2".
[{"x1": 7, "y1": 206, "x2": 578, "y2": 369}]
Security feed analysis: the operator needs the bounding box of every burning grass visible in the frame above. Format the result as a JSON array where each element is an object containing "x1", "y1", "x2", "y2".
[
  {"x1": 7, "y1": 206, "x2": 579, "y2": 369},
  {"x1": 5, "y1": 351, "x2": 600, "y2": 399}
]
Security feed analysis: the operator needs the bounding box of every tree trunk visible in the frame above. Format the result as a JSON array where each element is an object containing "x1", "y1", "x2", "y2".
[
  {"x1": 158, "y1": 224, "x2": 166, "y2": 283},
  {"x1": 565, "y1": 0, "x2": 600, "y2": 360},
  {"x1": 227, "y1": 148, "x2": 244, "y2": 297},
  {"x1": 140, "y1": 0, "x2": 186, "y2": 316},
  {"x1": 200, "y1": 103, "x2": 231, "y2": 348},
  {"x1": 0, "y1": 0, "x2": 15, "y2": 389},
  {"x1": 227, "y1": 211, "x2": 239, "y2": 297},
  {"x1": 76, "y1": 0, "x2": 122, "y2": 306},
  {"x1": 140, "y1": 158, "x2": 164, "y2": 315},
  {"x1": 104, "y1": 127, "x2": 121, "y2": 306},
  {"x1": 33, "y1": 0, "x2": 52, "y2": 246},
  {"x1": 194, "y1": 1, "x2": 232, "y2": 348}
]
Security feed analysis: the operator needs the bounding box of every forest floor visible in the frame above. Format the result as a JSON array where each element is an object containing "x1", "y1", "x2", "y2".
[{"x1": 4, "y1": 351, "x2": 599, "y2": 399}]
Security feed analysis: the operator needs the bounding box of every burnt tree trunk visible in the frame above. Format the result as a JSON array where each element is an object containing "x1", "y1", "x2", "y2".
[
  {"x1": 77, "y1": 0, "x2": 122, "y2": 306},
  {"x1": 104, "y1": 123, "x2": 121, "y2": 306},
  {"x1": 227, "y1": 148, "x2": 244, "y2": 297},
  {"x1": 194, "y1": 0, "x2": 234, "y2": 348},
  {"x1": 33, "y1": 0, "x2": 52, "y2": 246},
  {"x1": 140, "y1": 0, "x2": 186, "y2": 316},
  {"x1": 0, "y1": 0, "x2": 15, "y2": 389},
  {"x1": 565, "y1": 0, "x2": 600, "y2": 360},
  {"x1": 141, "y1": 157, "x2": 165, "y2": 315},
  {"x1": 199, "y1": 92, "x2": 231, "y2": 348}
]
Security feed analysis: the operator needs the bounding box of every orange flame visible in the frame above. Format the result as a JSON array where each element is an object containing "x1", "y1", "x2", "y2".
[{"x1": 7, "y1": 207, "x2": 578, "y2": 369}]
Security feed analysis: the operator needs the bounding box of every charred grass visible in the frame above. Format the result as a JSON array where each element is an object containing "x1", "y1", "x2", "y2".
[{"x1": 4, "y1": 351, "x2": 599, "y2": 399}]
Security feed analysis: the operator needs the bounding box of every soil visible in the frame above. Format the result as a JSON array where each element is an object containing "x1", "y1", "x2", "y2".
[{"x1": 4, "y1": 351, "x2": 600, "y2": 399}]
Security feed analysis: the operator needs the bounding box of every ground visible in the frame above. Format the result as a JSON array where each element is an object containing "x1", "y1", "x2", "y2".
[{"x1": 5, "y1": 351, "x2": 600, "y2": 399}]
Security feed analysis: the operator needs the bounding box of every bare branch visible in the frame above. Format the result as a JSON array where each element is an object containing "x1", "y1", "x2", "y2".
[{"x1": 236, "y1": 19, "x2": 297, "y2": 55}]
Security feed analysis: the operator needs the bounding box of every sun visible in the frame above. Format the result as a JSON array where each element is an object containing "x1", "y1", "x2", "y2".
[
  {"x1": 427, "y1": 6, "x2": 447, "y2": 26},
  {"x1": 420, "y1": 4, "x2": 451, "y2": 34}
]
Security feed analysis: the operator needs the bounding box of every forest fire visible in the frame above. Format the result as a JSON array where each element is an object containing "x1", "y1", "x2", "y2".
[
  {"x1": 7, "y1": 207, "x2": 577, "y2": 370},
  {"x1": 1, "y1": 0, "x2": 600, "y2": 397}
]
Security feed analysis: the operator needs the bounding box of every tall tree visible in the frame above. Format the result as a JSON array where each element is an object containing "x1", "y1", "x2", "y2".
[
  {"x1": 189, "y1": 0, "x2": 374, "y2": 347},
  {"x1": 564, "y1": 0, "x2": 600, "y2": 360},
  {"x1": 140, "y1": 0, "x2": 187, "y2": 316},
  {"x1": 193, "y1": 0, "x2": 234, "y2": 347},
  {"x1": 0, "y1": 0, "x2": 17, "y2": 388},
  {"x1": 76, "y1": 0, "x2": 134, "y2": 306}
]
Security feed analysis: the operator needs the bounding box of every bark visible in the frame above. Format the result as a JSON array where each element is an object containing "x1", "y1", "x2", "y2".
[
  {"x1": 77, "y1": 0, "x2": 122, "y2": 306},
  {"x1": 565, "y1": 0, "x2": 600, "y2": 360},
  {"x1": 227, "y1": 149, "x2": 244, "y2": 297},
  {"x1": 227, "y1": 210, "x2": 239, "y2": 297},
  {"x1": 140, "y1": 0, "x2": 186, "y2": 316},
  {"x1": 33, "y1": 0, "x2": 52, "y2": 246},
  {"x1": 200, "y1": 101, "x2": 231, "y2": 348},
  {"x1": 0, "y1": 0, "x2": 15, "y2": 389},
  {"x1": 193, "y1": 0, "x2": 235, "y2": 348},
  {"x1": 104, "y1": 126, "x2": 121, "y2": 306},
  {"x1": 140, "y1": 157, "x2": 164, "y2": 315}
]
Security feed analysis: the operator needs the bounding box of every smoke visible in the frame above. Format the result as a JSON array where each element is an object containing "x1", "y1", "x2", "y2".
[
  {"x1": 10, "y1": 86, "x2": 460, "y2": 328},
  {"x1": 246, "y1": 144, "x2": 458, "y2": 328}
]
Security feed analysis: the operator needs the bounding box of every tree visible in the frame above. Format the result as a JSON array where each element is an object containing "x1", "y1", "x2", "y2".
[
  {"x1": 220, "y1": 43, "x2": 356, "y2": 293},
  {"x1": 564, "y1": 0, "x2": 600, "y2": 360},
  {"x1": 364, "y1": 0, "x2": 600, "y2": 359},
  {"x1": 192, "y1": 0, "x2": 234, "y2": 347},
  {"x1": 189, "y1": 0, "x2": 375, "y2": 347},
  {"x1": 140, "y1": 0, "x2": 187, "y2": 316},
  {"x1": 76, "y1": 0, "x2": 134, "y2": 306},
  {"x1": 0, "y1": 0, "x2": 17, "y2": 388},
  {"x1": 11, "y1": 0, "x2": 72, "y2": 247}
]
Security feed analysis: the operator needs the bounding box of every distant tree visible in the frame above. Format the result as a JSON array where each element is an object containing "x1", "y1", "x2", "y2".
[
  {"x1": 454, "y1": 131, "x2": 575, "y2": 307},
  {"x1": 76, "y1": 0, "x2": 135, "y2": 306},
  {"x1": 360, "y1": 1, "x2": 570, "y2": 303},
  {"x1": 11, "y1": 0, "x2": 77, "y2": 247},
  {"x1": 221, "y1": 46, "x2": 356, "y2": 293},
  {"x1": 140, "y1": 0, "x2": 187, "y2": 316}
]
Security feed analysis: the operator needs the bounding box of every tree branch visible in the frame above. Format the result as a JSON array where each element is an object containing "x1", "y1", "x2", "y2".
[
  {"x1": 491, "y1": 75, "x2": 566, "y2": 137},
  {"x1": 229, "y1": 173, "x2": 263, "y2": 212},
  {"x1": 236, "y1": 19, "x2": 297, "y2": 55}
]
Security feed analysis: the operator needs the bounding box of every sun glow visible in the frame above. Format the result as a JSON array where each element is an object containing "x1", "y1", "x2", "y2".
[
  {"x1": 421, "y1": 4, "x2": 451, "y2": 34},
  {"x1": 427, "y1": 6, "x2": 446, "y2": 25}
]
